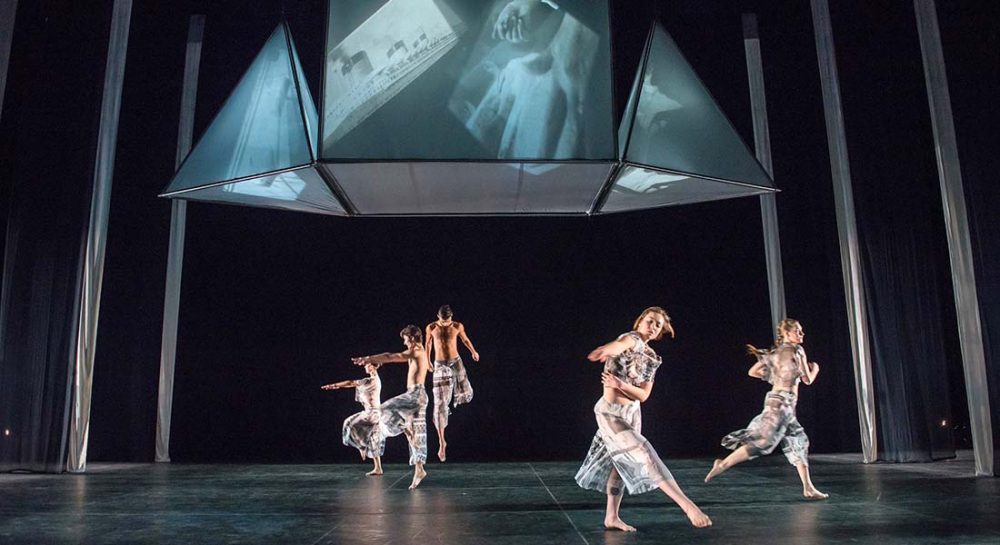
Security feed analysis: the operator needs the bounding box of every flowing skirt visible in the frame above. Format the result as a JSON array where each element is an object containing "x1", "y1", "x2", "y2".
[{"x1": 575, "y1": 398, "x2": 674, "y2": 495}]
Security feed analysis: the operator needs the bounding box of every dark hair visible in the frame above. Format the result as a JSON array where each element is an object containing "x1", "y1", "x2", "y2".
[
  {"x1": 437, "y1": 305, "x2": 453, "y2": 319},
  {"x1": 400, "y1": 325, "x2": 423, "y2": 343}
]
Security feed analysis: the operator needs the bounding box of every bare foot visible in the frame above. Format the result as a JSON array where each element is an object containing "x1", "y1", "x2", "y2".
[
  {"x1": 366, "y1": 469, "x2": 383, "y2": 477},
  {"x1": 438, "y1": 441, "x2": 447, "y2": 462},
  {"x1": 803, "y1": 488, "x2": 829, "y2": 500},
  {"x1": 409, "y1": 465, "x2": 427, "y2": 489},
  {"x1": 704, "y1": 459, "x2": 726, "y2": 483},
  {"x1": 684, "y1": 507, "x2": 712, "y2": 528},
  {"x1": 603, "y1": 518, "x2": 636, "y2": 532}
]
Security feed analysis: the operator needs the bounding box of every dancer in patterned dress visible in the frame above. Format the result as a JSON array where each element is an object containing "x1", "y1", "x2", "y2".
[
  {"x1": 426, "y1": 305, "x2": 479, "y2": 462},
  {"x1": 704, "y1": 319, "x2": 828, "y2": 500},
  {"x1": 321, "y1": 363, "x2": 385, "y2": 476},
  {"x1": 352, "y1": 325, "x2": 430, "y2": 489},
  {"x1": 575, "y1": 307, "x2": 712, "y2": 531}
]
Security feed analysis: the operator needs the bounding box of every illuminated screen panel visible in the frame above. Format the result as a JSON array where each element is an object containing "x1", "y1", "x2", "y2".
[
  {"x1": 600, "y1": 165, "x2": 772, "y2": 213},
  {"x1": 325, "y1": 161, "x2": 612, "y2": 214},
  {"x1": 323, "y1": 0, "x2": 613, "y2": 161},
  {"x1": 621, "y1": 26, "x2": 773, "y2": 189},
  {"x1": 177, "y1": 167, "x2": 347, "y2": 216}
]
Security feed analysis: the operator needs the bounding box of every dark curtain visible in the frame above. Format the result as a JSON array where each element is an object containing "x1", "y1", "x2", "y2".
[
  {"x1": 861, "y1": 228, "x2": 956, "y2": 461},
  {"x1": 831, "y1": 0, "x2": 958, "y2": 462},
  {"x1": 937, "y1": 1, "x2": 1000, "y2": 475},
  {"x1": 0, "y1": 0, "x2": 111, "y2": 472}
]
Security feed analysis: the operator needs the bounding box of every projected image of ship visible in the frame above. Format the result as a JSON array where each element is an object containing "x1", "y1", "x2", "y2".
[{"x1": 323, "y1": 0, "x2": 466, "y2": 146}]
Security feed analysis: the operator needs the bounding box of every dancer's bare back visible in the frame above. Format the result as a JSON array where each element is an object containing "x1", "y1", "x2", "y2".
[{"x1": 427, "y1": 321, "x2": 478, "y2": 362}]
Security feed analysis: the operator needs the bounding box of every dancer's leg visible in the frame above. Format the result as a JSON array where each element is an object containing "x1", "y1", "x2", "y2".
[
  {"x1": 367, "y1": 455, "x2": 383, "y2": 476},
  {"x1": 603, "y1": 468, "x2": 635, "y2": 532},
  {"x1": 656, "y1": 480, "x2": 712, "y2": 528},
  {"x1": 432, "y1": 369, "x2": 454, "y2": 462},
  {"x1": 705, "y1": 445, "x2": 752, "y2": 482},
  {"x1": 410, "y1": 461, "x2": 426, "y2": 489},
  {"x1": 795, "y1": 463, "x2": 828, "y2": 499}
]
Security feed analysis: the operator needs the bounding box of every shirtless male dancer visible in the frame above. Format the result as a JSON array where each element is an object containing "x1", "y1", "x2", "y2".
[
  {"x1": 425, "y1": 305, "x2": 479, "y2": 462},
  {"x1": 353, "y1": 325, "x2": 431, "y2": 489}
]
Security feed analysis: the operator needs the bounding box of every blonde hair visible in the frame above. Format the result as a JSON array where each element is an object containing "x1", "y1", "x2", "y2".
[
  {"x1": 633, "y1": 306, "x2": 674, "y2": 340},
  {"x1": 746, "y1": 318, "x2": 801, "y2": 356}
]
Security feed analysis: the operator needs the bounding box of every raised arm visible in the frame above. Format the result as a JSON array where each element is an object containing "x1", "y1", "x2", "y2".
[
  {"x1": 587, "y1": 335, "x2": 637, "y2": 363},
  {"x1": 457, "y1": 323, "x2": 480, "y2": 362}
]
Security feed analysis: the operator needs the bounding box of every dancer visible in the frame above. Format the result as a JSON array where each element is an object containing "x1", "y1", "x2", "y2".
[
  {"x1": 704, "y1": 319, "x2": 828, "y2": 500},
  {"x1": 321, "y1": 363, "x2": 384, "y2": 476},
  {"x1": 426, "y1": 304, "x2": 479, "y2": 462},
  {"x1": 575, "y1": 307, "x2": 712, "y2": 531},
  {"x1": 352, "y1": 325, "x2": 430, "y2": 489}
]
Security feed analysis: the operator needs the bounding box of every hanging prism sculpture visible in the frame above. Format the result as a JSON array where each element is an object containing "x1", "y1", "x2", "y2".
[
  {"x1": 161, "y1": 23, "x2": 346, "y2": 216},
  {"x1": 162, "y1": 8, "x2": 774, "y2": 216},
  {"x1": 603, "y1": 23, "x2": 776, "y2": 212}
]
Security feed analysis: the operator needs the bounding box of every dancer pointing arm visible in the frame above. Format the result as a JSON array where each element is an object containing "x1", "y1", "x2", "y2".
[
  {"x1": 322, "y1": 363, "x2": 385, "y2": 476},
  {"x1": 353, "y1": 325, "x2": 431, "y2": 489}
]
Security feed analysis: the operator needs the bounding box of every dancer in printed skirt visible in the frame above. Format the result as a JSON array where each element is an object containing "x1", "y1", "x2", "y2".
[
  {"x1": 575, "y1": 307, "x2": 712, "y2": 531},
  {"x1": 704, "y1": 319, "x2": 827, "y2": 500},
  {"x1": 322, "y1": 362, "x2": 385, "y2": 476},
  {"x1": 425, "y1": 304, "x2": 479, "y2": 462},
  {"x1": 353, "y1": 325, "x2": 431, "y2": 489}
]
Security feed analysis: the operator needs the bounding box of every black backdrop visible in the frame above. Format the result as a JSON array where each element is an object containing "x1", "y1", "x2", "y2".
[{"x1": 4, "y1": 0, "x2": 996, "y2": 468}]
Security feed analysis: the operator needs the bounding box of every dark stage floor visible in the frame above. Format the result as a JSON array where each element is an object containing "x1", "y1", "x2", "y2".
[{"x1": 2, "y1": 453, "x2": 998, "y2": 544}]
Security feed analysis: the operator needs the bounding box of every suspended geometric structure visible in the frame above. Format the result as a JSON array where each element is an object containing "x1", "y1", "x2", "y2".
[{"x1": 161, "y1": 8, "x2": 775, "y2": 217}]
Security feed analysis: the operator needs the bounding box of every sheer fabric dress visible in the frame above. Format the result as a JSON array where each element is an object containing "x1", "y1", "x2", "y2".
[{"x1": 575, "y1": 332, "x2": 675, "y2": 495}]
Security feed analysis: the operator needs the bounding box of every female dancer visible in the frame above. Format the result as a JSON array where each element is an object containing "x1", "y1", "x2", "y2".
[
  {"x1": 575, "y1": 307, "x2": 712, "y2": 531},
  {"x1": 321, "y1": 363, "x2": 385, "y2": 476},
  {"x1": 703, "y1": 319, "x2": 827, "y2": 499}
]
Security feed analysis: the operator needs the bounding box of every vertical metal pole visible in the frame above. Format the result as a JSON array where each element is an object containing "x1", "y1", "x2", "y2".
[
  {"x1": 155, "y1": 14, "x2": 204, "y2": 463},
  {"x1": 67, "y1": 0, "x2": 133, "y2": 473},
  {"x1": 0, "y1": 0, "x2": 16, "y2": 121},
  {"x1": 742, "y1": 13, "x2": 786, "y2": 333},
  {"x1": 914, "y1": 0, "x2": 993, "y2": 476},
  {"x1": 810, "y1": 0, "x2": 878, "y2": 463}
]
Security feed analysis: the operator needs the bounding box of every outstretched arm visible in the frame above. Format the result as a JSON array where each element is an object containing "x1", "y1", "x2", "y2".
[
  {"x1": 587, "y1": 335, "x2": 637, "y2": 363},
  {"x1": 458, "y1": 323, "x2": 480, "y2": 362},
  {"x1": 352, "y1": 350, "x2": 412, "y2": 366},
  {"x1": 321, "y1": 379, "x2": 359, "y2": 390}
]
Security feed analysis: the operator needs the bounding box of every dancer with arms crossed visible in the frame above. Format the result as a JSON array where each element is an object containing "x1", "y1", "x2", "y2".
[
  {"x1": 704, "y1": 318, "x2": 827, "y2": 500},
  {"x1": 575, "y1": 307, "x2": 712, "y2": 531}
]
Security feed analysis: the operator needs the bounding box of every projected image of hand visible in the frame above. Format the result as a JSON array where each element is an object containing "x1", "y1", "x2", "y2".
[{"x1": 492, "y1": 0, "x2": 554, "y2": 44}]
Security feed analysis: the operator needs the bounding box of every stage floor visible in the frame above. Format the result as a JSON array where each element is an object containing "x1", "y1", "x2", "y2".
[{"x1": 2, "y1": 453, "x2": 998, "y2": 544}]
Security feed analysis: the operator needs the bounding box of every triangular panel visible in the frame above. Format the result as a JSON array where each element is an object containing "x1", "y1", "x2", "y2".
[
  {"x1": 601, "y1": 165, "x2": 772, "y2": 213},
  {"x1": 289, "y1": 31, "x2": 319, "y2": 160},
  {"x1": 177, "y1": 167, "x2": 346, "y2": 216},
  {"x1": 619, "y1": 24, "x2": 774, "y2": 190},
  {"x1": 162, "y1": 24, "x2": 316, "y2": 196}
]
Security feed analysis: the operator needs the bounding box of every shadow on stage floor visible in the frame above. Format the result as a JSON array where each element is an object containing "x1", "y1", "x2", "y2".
[{"x1": 2, "y1": 452, "x2": 997, "y2": 544}]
